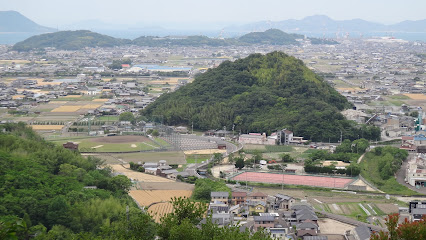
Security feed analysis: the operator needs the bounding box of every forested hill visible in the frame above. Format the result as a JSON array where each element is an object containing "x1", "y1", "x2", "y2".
[
  {"x1": 12, "y1": 30, "x2": 131, "y2": 51},
  {"x1": 238, "y1": 29, "x2": 302, "y2": 45},
  {"x1": 143, "y1": 52, "x2": 379, "y2": 142},
  {"x1": 12, "y1": 29, "x2": 337, "y2": 51},
  {"x1": 0, "y1": 123, "x2": 155, "y2": 239}
]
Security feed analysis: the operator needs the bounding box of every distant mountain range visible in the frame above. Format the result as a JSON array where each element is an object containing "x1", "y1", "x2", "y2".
[
  {"x1": 225, "y1": 15, "x2": 426, "y2": 34},
  {"x1": 2, "y1": 11, "x2": 426, "y2": 45},
  {"x1": 12, "y1": 29, "x2": 337, "y2": 51},
  {"x1": 0, "y1": 11, "x2": 55, "y2": 33}
]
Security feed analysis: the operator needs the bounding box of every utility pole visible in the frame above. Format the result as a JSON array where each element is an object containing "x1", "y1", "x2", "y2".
[
  {"x1": 340, "y1": 130, "x2": 343, "y2": 143},
  {"x1": 192, "y1": 121, "x2": 193, "y2": 134}
]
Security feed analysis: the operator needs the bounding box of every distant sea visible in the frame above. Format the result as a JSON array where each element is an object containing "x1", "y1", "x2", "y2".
[{"x1": 1, "y1": 31, "x2": 426, "y2": 45}]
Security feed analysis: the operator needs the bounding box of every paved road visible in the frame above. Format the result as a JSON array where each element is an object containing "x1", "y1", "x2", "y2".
[{"x1": 395, "y1": 154, "x2": 426, "y2": 195}]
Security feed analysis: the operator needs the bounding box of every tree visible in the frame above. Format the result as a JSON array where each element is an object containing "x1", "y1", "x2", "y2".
[
  {"x1": 213, "y1": 153, "x2": 223, "y2": 165},
  {"x1": 157, "y1": 197, "x2": 208, "y2": 239},
  {"x1": 46, "y1": 196, "x2": 72, "y2": 228},
  {"x1": 370, "y1": 213, "x2": 426, "y2": 240},
  {"x1": 335, "y1": 139, "x2": 352, "y2": 153},
  {"x1": 119, "y1": 112, "x2": 135, "y2": 124},
  {"x1": 151, "y1": 129, "x2": 159, "y2": 137},
  {"x1": 280, "y1": 153, "x2": 294, "y2": 162},
  {"x1": 108, "y1": 175, "x2": 132, "y2": 193},
  {"x1": 352, "y1": 138, "x2": 370, "y2": 154},
  {"x1": 235, "y1": 157, "x2": 245, "y2": 170},
  {"x1": 410, "y1": 111, "x2": 419, "y2": 118}
]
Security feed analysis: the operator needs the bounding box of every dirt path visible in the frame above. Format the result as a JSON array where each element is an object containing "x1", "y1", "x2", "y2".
[{"x1": 357, "y1": 153, "x2": 366, "y2": 164}]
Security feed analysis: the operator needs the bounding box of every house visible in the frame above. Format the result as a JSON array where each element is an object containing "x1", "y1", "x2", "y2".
[
  {"x1": 352, "y1": 225, "x2": 371, "y2": 240},
  {"x1": 208, "y1": 202, "x2": 232, "y2": 225},
  {"x1": 304, "y1": 236, "x2": 328, "y2": 240},
  {"x1": 254, "y1": 215, "x2": 275, "y2": 231},
  {"x1": 277, "y1": 129, "x2": 293, "y2": 145},
  {"x1": 247, "y1": 192, "x2": 267, "y2": 202},
  {"x1": 268, "y1": 194, "x2": 295, "y2": 211},
  {"x1": 296, "y1": 220, "x2": 319, "y2": 238},
  {"x1": 63, "y1": 141, "x2": 79, "y2": 151},
  {"x1": 409, "y1": 201, "x2": 426, "y2": 222},
  {"x1": 248, "y1": 201, "x2": 267, "y2": 214},
  {"x1": 287, "y1": 205, "x2": 318, "y2": 226},
  {"x1": 231, "y1": 192, "x2": 247, "y2": 206},
  {"x1": 211, "y1": 192, "x2": 229, "y2": 204},
  {"x1": 405, "y1": 155, "x2": 426, "y2": 188}
]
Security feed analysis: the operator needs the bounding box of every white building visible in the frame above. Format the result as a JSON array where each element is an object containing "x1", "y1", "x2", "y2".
[{"x1": 406, "y1": 154, "x2": 426, "y2": 188}]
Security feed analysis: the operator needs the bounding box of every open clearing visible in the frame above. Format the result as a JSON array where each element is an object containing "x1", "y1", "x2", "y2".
[{"x1": 317, "y1": 218, "x2": 355, "y2": 234}]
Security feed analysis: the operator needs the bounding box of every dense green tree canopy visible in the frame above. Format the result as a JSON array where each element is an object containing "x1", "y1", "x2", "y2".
[
  {"x1": 12, "y1": 30, "x2": 131, "y2": 51},
  {"x1": 144, "y1": 51, "x2": 379, "y2": 142}
]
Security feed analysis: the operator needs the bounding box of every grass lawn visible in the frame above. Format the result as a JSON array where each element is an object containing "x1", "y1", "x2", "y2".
[
  {"x1": 96, "y1": 115, "x2": 119, "y2": 121},
  {"x1": 360, "y1": 152, "x2": 418, "y2": 195},
  {"x1": 78, "y1": 141, "x2": 155, "y2": 152},
  {"x1": 153, "y1": 137, "x2": 171, "y2": 147},
  {"x1": 50, "y1": 138, "x2": 156, "y2": 152},
  {"x1": 185, "y1": 154, "x2": 211, "y2": 164}
]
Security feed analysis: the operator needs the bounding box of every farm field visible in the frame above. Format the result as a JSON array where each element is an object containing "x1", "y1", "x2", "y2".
[
  {"x1": 233, "y1": 172, "x2": 355, "y2": 188},
  {"x1": 403, "y1": 93, "x2": 426, "y2": 100},
  {"x1": 129, "y1": 189, "x2": 193, "y2": 223},
  {"x1": 312, "y1": 201, "x2": 387, "y2": 223},
  {"x1": 129, "y1": 190, "x2": 192, "y2": 206},
  {"x1": 31, "y1": 125, "x2": 64, "y2": 130}
]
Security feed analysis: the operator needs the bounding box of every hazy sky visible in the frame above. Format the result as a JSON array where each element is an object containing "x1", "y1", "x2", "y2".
[{"x1": 2, "y1": 0, "x2": 425, "y2": 28}]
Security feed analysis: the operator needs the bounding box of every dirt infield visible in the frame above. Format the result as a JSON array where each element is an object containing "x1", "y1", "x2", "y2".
[
  {"x1": 233, "y1": 172, "x2": 355, "y2": 188},
  {"x1": 90, "y1": 135, "x2": 151, "y2": 143}
]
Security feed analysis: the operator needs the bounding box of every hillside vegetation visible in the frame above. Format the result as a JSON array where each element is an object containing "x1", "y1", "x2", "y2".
[
  {"x1": 12, "y1": 30, "x2": 131, "y2": 51},
  {"x1": 143, "y1": 52, "x2": 380, "y2": 142},
  {"x1": 0, "y1": 123, "x2": 273, "y2": 239},
  {"x1": 12, "y1": 29, "x2": 337, "y2": 51},
  {"x1": 360, "y1": 146, "x2": 417, "y2": 195},
  {"x1": 239, "y1": 29, "x2": 302, "y2": 45}
]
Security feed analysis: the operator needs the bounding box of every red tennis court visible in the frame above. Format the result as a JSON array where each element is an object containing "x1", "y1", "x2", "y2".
[{"x1": 232, "y1": 172, "x2": 354, "y2": 188}]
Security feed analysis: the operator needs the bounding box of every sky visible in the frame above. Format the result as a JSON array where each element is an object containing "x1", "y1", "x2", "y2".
[{"x1": 1, "y1": 0, "x2": 426, "y2": 29}]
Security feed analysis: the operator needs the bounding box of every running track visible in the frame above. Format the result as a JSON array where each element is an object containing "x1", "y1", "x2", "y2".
[{"x1": 232, "y1": 172, "x2": 354, "y2": 188}]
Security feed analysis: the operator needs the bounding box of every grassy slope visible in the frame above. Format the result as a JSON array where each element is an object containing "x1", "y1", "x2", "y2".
[{"x1": 360, "y1": 152, "x2": 418, "y2": 195}]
